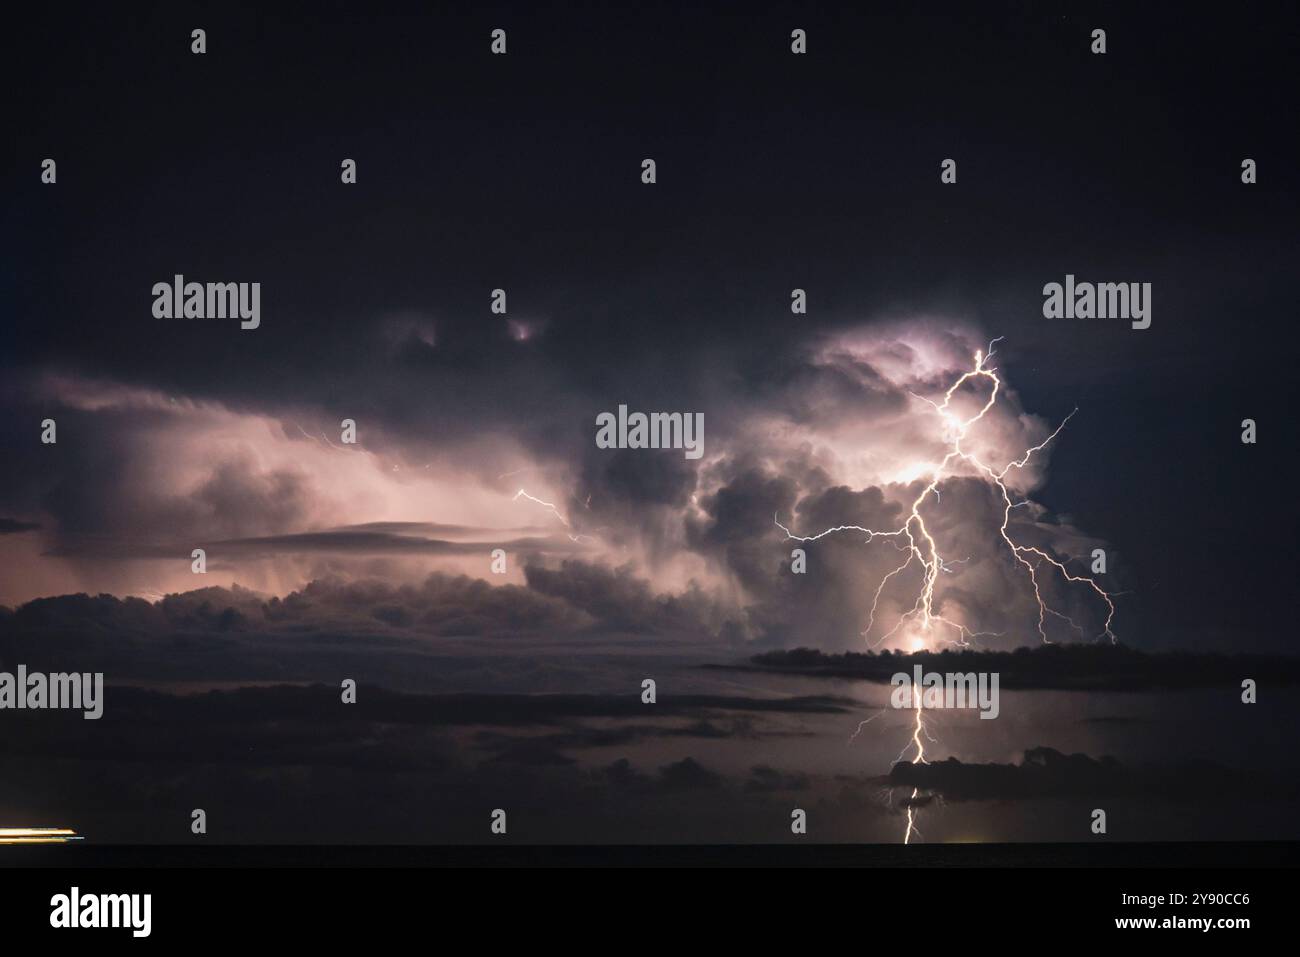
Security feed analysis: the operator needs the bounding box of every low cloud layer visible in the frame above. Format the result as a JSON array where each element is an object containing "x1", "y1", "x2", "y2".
[{"x1": 887, "y1": 746, "x2": 1295, "y2": 803}]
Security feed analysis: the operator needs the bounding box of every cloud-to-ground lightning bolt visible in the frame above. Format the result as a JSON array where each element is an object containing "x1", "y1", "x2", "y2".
[
  {"x1": 776, "y1": 338, "x2": 1118, "y2": 841},
  {"x1": 903, "y1": 690, "x2": 926, "y2": 844}
]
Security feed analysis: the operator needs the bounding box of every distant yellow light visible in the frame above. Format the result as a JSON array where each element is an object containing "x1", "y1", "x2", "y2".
[{"x1": 0, "y1": 827, "x2": 80, "y2": 845}]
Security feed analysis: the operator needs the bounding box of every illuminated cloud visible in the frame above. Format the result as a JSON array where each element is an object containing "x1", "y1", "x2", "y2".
[{"x1": 0, "y1": 320, "x2": 1115, "y2": 654}]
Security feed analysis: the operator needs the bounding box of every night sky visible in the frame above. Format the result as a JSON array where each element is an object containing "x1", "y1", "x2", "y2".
[{"x1": 2, "y1": 3, "x2": 1298, "y2": 845}]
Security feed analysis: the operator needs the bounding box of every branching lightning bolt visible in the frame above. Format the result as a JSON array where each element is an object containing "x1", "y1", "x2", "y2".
[{"x1": 775, "y1": 338, "x2": 1118, "y2": 842}]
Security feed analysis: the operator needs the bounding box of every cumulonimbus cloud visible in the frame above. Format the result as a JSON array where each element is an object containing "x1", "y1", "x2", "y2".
[{"x1": 0, "y1": 320, "x2": 1117, "y2": 651}]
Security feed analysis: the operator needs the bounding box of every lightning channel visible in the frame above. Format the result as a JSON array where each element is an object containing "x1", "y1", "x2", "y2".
[{"x1": 775, "y1": 338, "x2": 1118, "y2": 841}]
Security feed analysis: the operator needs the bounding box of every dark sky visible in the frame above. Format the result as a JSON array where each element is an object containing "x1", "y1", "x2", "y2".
[{"x1": 4, "y1": 1, "x2": 1299, "y2": 651}]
